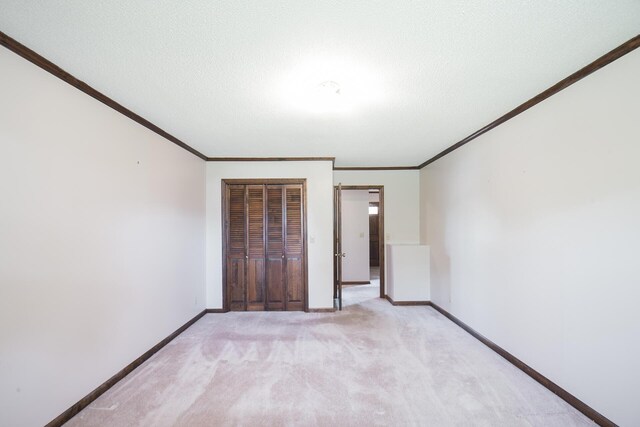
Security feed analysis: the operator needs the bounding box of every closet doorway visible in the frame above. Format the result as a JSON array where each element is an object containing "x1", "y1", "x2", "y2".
[{"x1": 222, "y1": 179, "x2": 308, "y2": 312}]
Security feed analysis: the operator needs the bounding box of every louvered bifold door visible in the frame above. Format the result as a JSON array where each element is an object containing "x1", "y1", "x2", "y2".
[
  {"x1": 265, "y1": 185, "x2": 285, "y2": 310},
  {"x1": 226, "y1": 185, "x2": 247, "y2": 311},
  {"x1": 284, "y1": 184, "x2": 305, "y2": 311},
  {"x1": 246, "y1": 185, "x2": 266, "y2": 310}
]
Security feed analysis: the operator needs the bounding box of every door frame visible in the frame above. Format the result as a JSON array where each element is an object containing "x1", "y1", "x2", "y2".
[
  {"x1": 334, "y1": 185, "x2": 385, "y2": 299},
  {"x1": 221, "y1": 178, "x2": 309, "y2": 312}
]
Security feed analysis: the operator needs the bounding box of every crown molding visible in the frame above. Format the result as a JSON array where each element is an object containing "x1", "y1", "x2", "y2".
[
  {"x1": 207, "y1": 156, "x2": 335, "y2": 165},
  {"x1": 333, "y1": 166, "x2": 419, "y2": 171},
  {"x1": 417, "y1": 34, "x2": 640, "y2": 169},
  {"x1": 0, "y1": 31, "x2": 208, "y2": 161},
  {"x1": 3, "y1": 30, "x2": 637, "y2": 170}
]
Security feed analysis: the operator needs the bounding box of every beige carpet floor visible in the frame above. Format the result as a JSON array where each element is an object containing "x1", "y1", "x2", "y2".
[{"x1": 67, "y1": 282, "x2": 593, "y2": 426}]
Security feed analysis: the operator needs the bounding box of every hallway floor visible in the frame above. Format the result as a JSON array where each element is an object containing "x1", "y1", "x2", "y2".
[{"x1": 68, "y1": 284, "x2": 592, "y2": 426}]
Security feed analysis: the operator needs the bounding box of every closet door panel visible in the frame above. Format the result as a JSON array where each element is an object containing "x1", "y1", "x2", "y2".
[
  {"x1": 266, "y1": 185, "x2": 285, "y2": 310},
  {"x1": 266, "y1": 259, "x2": 284, "y2": 310},
  {"x1": 285, "y1": 185, "x2": 305, "y2": 311},
  {"x1": 246, "y1": 259, "x2": 265, "y2": 310},
  {"x1": 227, "y1": 258, "x2": 246, "y2": 311},
  {"x1": 246, "y1": 185, "x2": 266, "y2": 310},
  {"x1": 226, "y1": 185, "x2": 247, "y2": 311},
  {"x1": 286, "y1": 258, "x2": 303, "y2": 309}
]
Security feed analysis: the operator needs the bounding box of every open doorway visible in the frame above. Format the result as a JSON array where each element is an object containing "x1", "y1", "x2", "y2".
[{"x1": 334, "y1": 185, "x2": 385, "y2": 309}]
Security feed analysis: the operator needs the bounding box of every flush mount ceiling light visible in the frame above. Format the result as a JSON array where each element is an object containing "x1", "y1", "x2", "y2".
[
  {"x1": 317, "y1": 80, "x2": 341, "y2": 95},
  {"x1": 310, "y1": 80, "x2": 343, "y2": 112},
  {"x1": 278, "y1": 57, "x2": 385, "y2": 115}
]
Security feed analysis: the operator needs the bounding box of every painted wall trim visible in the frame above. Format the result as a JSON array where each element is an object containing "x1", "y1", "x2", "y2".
[
  {"x1": 44, "y1": 310, "x2": 208, "y2": 427},
  {"x1": 0, "y1": 30, "x2": 208, "y2": 161},
  {"x1": 417, "y1": 34, "x2": 640, "y2": 169},
  {"x1": 427, "y1": 302, "x2": 616, "y2": 427}
]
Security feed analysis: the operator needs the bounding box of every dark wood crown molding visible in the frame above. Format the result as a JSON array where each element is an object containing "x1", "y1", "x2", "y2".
[
  {"x1": 222, "y1": 178, "x2": 307, "y2": 185},
  {"x1": 3, "y1": 30, "x2": 637, "y2": 170},
  {"x1": 333, "y1": 166, "x2": 419, "y2": 171},
  {"x1": 418, "y1": 34, "x2": 640, "y2": 169},
  {"x1": 0, "y1": 31, "x2": 208, "y2": 161},
  {"x1": 208, "y1": 157, "x2": 335, "y2": 167}
]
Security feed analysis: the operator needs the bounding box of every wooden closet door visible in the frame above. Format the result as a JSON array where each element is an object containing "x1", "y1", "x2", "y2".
[
  {"x1": 265, "y1": 185, "x2": 285, "y2": 310},
  {"x1": 226, "y1": 185, "x2": 247, "y2": 311},
  {"x1": 246, "y1": 185, "x2": 266, "y2": 310},
  {"x1": 285, "y1": 185, "x2": 305, "y2": 311}
]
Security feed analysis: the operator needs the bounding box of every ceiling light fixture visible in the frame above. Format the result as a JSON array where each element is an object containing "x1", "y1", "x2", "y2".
[
  {"x1": 317, "y1": 80, "x2": 341, "y2": 95},
  {"x1": 278, "y1": 57, "x2": 385, "y2": 115},
  {"x1": 308, "y1": 80, "x2": 343, "y2": 113}
]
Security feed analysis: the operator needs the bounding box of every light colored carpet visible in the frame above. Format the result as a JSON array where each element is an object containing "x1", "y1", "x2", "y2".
[{"x1": 67, "y1": 282, "x2": 593, "y2": 426}]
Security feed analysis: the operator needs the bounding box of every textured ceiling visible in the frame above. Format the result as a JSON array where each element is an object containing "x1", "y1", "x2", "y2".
[{"x1": 1, "y1": 1, "x2": 639, "y2": 167}]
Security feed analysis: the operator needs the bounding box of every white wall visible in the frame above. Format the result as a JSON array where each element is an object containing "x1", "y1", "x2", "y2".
[
  {"x1": 206, "y1": 161, "x2": 334, "y2": 309},
  {"x1": 334, "y1": 170, "x2": 420, "y2": 244},
  {"x1": 0, "y1": 49, "x2": 206, "y2": 427},
  {"x1": 420, "y1": 49, "x2": 640, "y2": 426},
  {"x1": 341, "y1": 190, "x2": 370, "y2": 282},
  {"x1": 386, "y1": 244, "x2": 430, "y2": 301}
]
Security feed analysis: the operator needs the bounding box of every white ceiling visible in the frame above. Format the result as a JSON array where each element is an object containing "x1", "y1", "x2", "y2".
[{"x1": 1, "y1": 1, "x2": 639, "y2": 167}]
